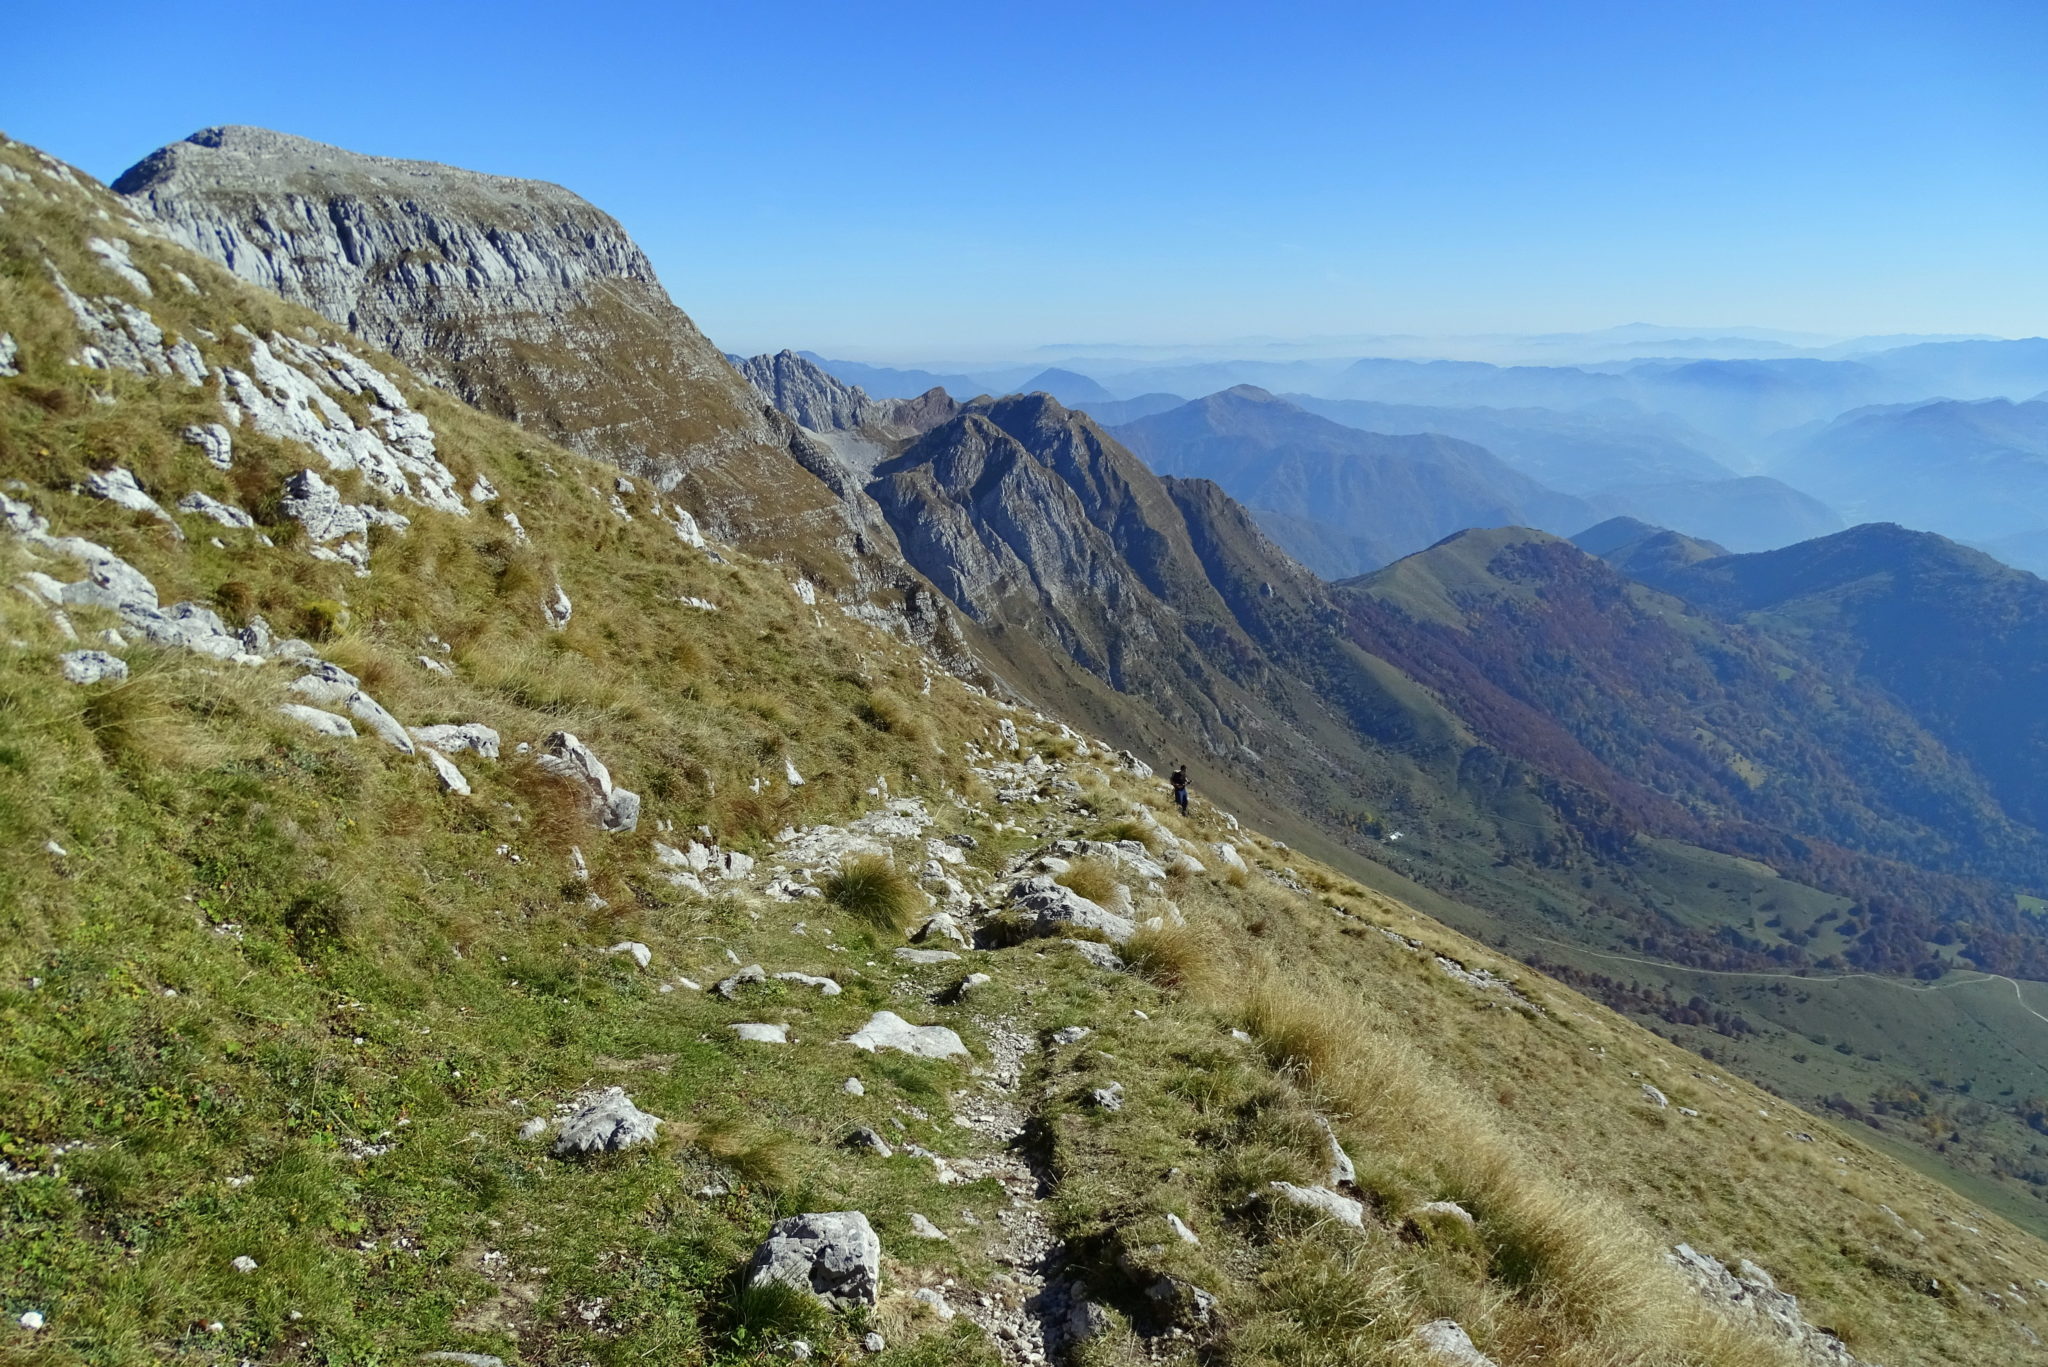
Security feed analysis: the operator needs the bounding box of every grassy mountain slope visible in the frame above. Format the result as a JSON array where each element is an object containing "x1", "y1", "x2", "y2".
[
  {"x1": 10, "y1": 134, "x2": 2048, "y2": 1367},
  {"x1": 1622, "y1": 524, "x2": 2048, "y2": 839}
]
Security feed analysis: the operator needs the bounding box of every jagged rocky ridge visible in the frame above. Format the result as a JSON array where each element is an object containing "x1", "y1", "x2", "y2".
[{"x1": 110, "y1": 127, "x2": 942, "y2": 614}]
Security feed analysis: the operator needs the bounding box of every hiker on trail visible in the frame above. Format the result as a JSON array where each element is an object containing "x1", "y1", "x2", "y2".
[{"x1": 1171, "y1": 764, "x2": 1189, "y2": 814}]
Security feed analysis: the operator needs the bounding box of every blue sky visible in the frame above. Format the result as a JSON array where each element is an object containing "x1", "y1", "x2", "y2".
[{"x1": 10, "y1": 0, "x2": 2046, "y2": 358}]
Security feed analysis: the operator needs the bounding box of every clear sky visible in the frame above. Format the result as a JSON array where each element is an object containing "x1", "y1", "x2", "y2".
[{"x1": 9, "y1": 0, "x2": 2046, "y2": 358}]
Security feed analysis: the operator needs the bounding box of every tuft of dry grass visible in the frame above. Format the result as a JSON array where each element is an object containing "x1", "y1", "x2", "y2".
[
  {"x1": 1125, "y1": 920, "x2": 1222, "y2": 995},
  {"x1": 823, "y1": 854, "x2": 920, "y2": 933},
  {"x1": 1054, "y1": 856, "x2": 1121, "y2": 905}
]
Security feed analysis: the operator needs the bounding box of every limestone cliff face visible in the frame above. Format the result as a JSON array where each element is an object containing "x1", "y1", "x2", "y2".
[
  {"x1": 730, "y1": 350, "x2": 892, "y2": 434},
  {"x1": 731, "y1": 349, "x2": 959, "y2": 450},
  {"x1": 113, "y1": 127, "x2": 829, "y2": 551}
]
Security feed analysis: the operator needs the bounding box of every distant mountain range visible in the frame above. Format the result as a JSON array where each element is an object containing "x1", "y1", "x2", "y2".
[
  {"x1": 1775, "y1": 398, "x2": 2048, "y2": 570},
  {"x1": 1111, "y1": 387, "x2": 1594, "y2": 575}
]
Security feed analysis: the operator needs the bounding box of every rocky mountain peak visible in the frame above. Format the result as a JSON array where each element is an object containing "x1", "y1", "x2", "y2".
[
  {"x1": 730, "y1": 349, "x2": 888, "y2": 433},
  {"x1": 112, "y1": 126, "x2": 807, "y2": 540},
  {"x1": 727, "y1": 348, "x2": 965, "y2": 441}
]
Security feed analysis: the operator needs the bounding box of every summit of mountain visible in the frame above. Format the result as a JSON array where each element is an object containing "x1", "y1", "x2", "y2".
[
  {"x1": 1569, "y1": 515, "x2": 1680, "y2": 557},
  {"x1": 1596, "y1": 522, "x2": 2048, "y2": 838},
  {"x1": 1339, "y1": 526, "x2": 2048, "y2": 896},
  {"x1": 110, "y1": 126, "x2": 869, "y2": 561},
  {"x1": 1570, "y1": 516, "x2": 1730, "y2": 581},
  {"x1": 728, "y1": 348, "x2": 957, "y2": 440},
  {"x1": 1018, "y1": 366, "x2": 1116, "y2": 405},
  {"x1": 1113, "y1": 386, "x2": 1594, "y2": 575}
]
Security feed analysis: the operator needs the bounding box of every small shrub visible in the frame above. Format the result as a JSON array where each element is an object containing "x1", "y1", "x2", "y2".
[
  {"x1": 824, "y1": 855, "x2": 918, "y2": 933},
  {"x1": 1054, "y1": 857, "x2": 1120, "y2": 905}
]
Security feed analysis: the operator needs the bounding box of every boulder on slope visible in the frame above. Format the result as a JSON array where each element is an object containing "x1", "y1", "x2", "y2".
[{"x1": 746, "y1": 1211, "x2": 882, "y2": 1309}]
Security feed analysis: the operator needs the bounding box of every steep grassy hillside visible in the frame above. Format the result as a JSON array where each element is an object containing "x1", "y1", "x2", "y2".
[{"x1": 8, "y1": 134, "x2": 2048, "y2": 1367}]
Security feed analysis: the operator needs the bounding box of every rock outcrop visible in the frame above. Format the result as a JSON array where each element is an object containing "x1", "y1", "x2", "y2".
[
  {"x1": 730, "y1": 349, "x2": 957, "y2": 441},
  {"x1": 730, "y1": 350, "x2": 893, "y2": 434},
  {"x1": 112, "y1": 128, "x2": 874, "y2": 565},
  {"x1": 746, "y1": 1211, "x2": 882, "y2": 1309},
  {"x1": 551, "y1": 1088, "x2": 662, "y2": 1156},
  {"x1": 1669, "y1": 1244, "x2": 1876, "y2": 1367}
]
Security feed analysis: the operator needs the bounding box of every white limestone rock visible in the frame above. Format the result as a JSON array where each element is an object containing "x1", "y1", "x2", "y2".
[
  {"x1": 218, "y1": 332, "x2": 463, "y2": 512},
  {"x1": 543, "y1": 583, "x2": 572, "y2": 630},
  {"x1": 1065, "y1": 939, "x2": 1125, "y2": 972},
  {"x1": 552, "y1": 1087, "x2": 661, "y2": 1155},
  {"x1": 87, "y1": 236, "x2": 153, "y2": 295},
  {"x1": 277, "y1": 468, "x2": 379, "y2": 568},
  {"x1": 1008, "y1": 874, "x2": 1136, "y2": 944},
  {"x1": 717, "y1": 964, "x2": 767, "y2": 998},
  {"x1": 844, "y1": 1127, "x2": 893, "y2": 1157},
  {"x1": 893, "y1": 948, "x2": 959, "y2": 965},
  {"x1": 1413, "y1": 1320, "x2": 1497, "y2": 1367},
  {"x1": 669, "y1": 505, "x2": 706, "y2": 547},
  {"x1": 534, "y1": 730, "x2": 639, "y2": 832},
  {"x1": 54, "y1": 273, "x2": 204, "y2": 385},
  {"x1": 423, "y1": 747, "x2": 471, "y2": 799},
  {"x1": 908, "y1": 1213, "x2": 948, "y2": 1241},
  {"x1": 606, "y1": 941, "x2": 652, "y2": 968},
  {"x1": 731, "y1": 1023, "x2": 789, "y2": 1044},
  {"x1": 180, "y1": 422, "x2": 233, "y2": 469},
  {"x1": 276, "y1": 702, "x2": 356, "y2": 738},
  {"x1": 1642, "y1": 1084, "x2": 1670, "y2": 1109},
  {"x1": 843, "y1": 1011, "x2": 968, "y2": 1060},
  {"x1": 411, "y1": 722, "x2": 500, "y2": 759},
  {"x1": 0, "y1": 333, "x2": 18, "y2": 377},
  {"x1": 86, "y1": 467, "x2": 181, "y2": 536},
  {"x1": 775, "y1": 971, "x2": 842, "y2": 996},
  {"x1": 176, "y1": 490, "x2": 254, "y2": 529},
  {"x1": 913, "y1": 912, "x2": 969, "y2": 947},
  {"x1": 745, "y1": 1211, "x2": 881, "y2": 1309},
  {"x1": 289, "y1": 663, "x2": 414, "y2": 753},
  {"x1": 1265, "y1": 1181, "x2": 1365, "y2": 1227},
  {"x1": 1316, "y1": 1116, "x2": 1356, "y2": 1187},
  {"x1": 1667, "y1": 1244, "x2": 1874, "y2": 1366},
  {"x1": 59, "y1": 650, "x2": 127, "y2": 684}
]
